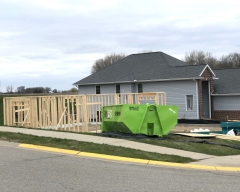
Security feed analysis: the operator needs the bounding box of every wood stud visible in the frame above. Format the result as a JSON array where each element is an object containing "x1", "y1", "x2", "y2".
[{"x1": 3, "y1": 92, "x2": 165, "y2": 132}]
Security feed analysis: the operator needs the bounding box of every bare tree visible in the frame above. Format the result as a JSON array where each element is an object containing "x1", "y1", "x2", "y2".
[
  {"x1": 184, "y1": 51, "x2": 240, "y2": 69},
  {"x1": 24, "y1": 87, "x2": 45, "y2": 93},
  {"x1": 91, "y1": 53, "x2": 126, "y2": 74},
  {"x1": 183, "y1": 51, "x2": 218, "y2": 68},
  {"x1": 52, "y1": 89, "x2": 58, "y2": 93},
  {"x1": 69, "y1": 87, "x2": 78, "y2": 92},
  {"x1": 6, "y1": 85, "x2": 14, "y2": 93},
  {"x1": 6, "y1": 86, "x2": 10, "y2": 93},
  {"x1": 44, "y1": 87, "x2": 52, "y2": 93},
  {"x1": 218, "y1": 53, "x2": 240, "y2": 68},
  {"x1": 17, "y1": 86, "x2": 25, "y2": 93}
]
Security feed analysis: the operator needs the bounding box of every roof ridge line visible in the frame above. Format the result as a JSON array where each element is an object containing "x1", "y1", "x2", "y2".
[
  {"x1": 213, "y1": 67, "x2": 240, "y2": 70},
  {"x1": 131, "y1": 51, "x2": 162, "y2": 56},
  {"x1": 175, "y1": 64, "x2": 207, "y2": 67}
]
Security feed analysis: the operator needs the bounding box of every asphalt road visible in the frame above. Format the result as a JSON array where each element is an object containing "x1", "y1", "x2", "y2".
[{"x1": 0, "y1": 141, "x2": 240, "y2": 192}]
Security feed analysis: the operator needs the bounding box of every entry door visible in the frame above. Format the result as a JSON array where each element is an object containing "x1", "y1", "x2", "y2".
[{"x1": 202, "y1": 81, "x2": 210, "y2": 118}]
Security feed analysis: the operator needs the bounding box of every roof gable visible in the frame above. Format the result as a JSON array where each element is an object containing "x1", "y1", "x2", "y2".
[{"x1": 199, "y1": 65, "x2": 216, "y2": 77}]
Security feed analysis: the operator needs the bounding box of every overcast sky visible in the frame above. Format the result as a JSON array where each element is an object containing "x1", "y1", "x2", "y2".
[{"x1": 0, "y1": 0, "x2": 239, "y2": 92}]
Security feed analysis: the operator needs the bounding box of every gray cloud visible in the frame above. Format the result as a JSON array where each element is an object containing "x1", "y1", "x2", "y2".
[{"x1": 0, "y1": 0, "x2": 239, "y2": 92}]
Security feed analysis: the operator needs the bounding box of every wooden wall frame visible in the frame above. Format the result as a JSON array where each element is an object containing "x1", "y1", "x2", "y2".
[{"x1": 3, "y1": 92, "x2": 166, "y2": 132}]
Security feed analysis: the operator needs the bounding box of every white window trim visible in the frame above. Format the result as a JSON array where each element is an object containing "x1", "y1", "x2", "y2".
[
  {"x1": 208, "y1": 81, "x2": 211, "y2": 118},
  {"x1": 196, "y1": 81, "x2": 199, "y2": 118},
  {"x1": 186, "y1": 95, "x2": 193, "y2": 111}
]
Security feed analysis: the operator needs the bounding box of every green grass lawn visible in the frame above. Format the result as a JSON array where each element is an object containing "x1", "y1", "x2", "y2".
[
  {"x1": 128, "y1": 134, "x2": 240, "y2": 156},
  {"x1": 2, "y1": 124, "x2": 240, "y2": 157},
  {"x1": 77, "y1": 132, "x2": 240, "y2": 156},
  {"x1": 0, "y1": 131, "x2": 194, "y2": 163}
]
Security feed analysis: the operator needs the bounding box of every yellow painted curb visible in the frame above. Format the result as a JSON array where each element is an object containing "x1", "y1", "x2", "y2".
[
  {"x1": 148, "y1": 161, "x2": 240, "y2": 172},
  {"x1": 18, "y1": 144, "x2": 240, "y2": 172},
  {"x1": 215, "y1": 166, "x2": 240, "y2": 172},
  {"x1": 149, "y1": 160, "x2": 217, "y2": 171},
  {"x1": 19, "y1": 144, "x2": 79, "y2": 155},
  {"x1": 78, "y1": 152, "x2": 149, "y2": 164}
]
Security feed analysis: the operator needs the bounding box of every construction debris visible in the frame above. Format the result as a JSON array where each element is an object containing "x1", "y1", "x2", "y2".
[
  {"x1": 173, "y1": 133, "x2": 216, "y2": 138},
  {"x1": 190, "y1": 128, "x2": 210, "y2": 133}
]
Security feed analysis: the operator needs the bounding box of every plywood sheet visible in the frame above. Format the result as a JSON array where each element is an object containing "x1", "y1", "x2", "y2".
[
  {"x1": 209, "y1": 133, "x2": 240, "y2": 141},
  {"x1": 174, "y1": 133, "x2": 216, "y2": 138}
]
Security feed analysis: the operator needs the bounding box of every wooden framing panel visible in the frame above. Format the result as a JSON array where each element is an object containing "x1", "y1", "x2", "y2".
[{"x1": 2, "y1": 92, "x2": 166, "y2": 132}]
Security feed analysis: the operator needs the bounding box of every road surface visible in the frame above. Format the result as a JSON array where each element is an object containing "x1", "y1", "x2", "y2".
[{"x1": 0, "y1": 141, "x2": 240, "y2": 192}]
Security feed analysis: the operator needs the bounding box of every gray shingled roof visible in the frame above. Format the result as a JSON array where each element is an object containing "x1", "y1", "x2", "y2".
[
  {"x1": 74, "y1": 52, "x2": 208, "y2": 85},
  {"x1": 213, "y1": 68, "x2": 240, "y2": 94}
]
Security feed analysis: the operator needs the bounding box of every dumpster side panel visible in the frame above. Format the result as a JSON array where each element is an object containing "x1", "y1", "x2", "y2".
[
  {"x1": 102, "y1": 122, "x2": 132, "y2": 133},
  {"x1": 140, "y1": 105, "x2": 162, "y2": 136},
  {"x1": 101, "y1": 105, "x2": 133, "y2": 133},
  {"x1": 157, "y1": 106, "x2": 178, "y2": 135},
  {"x1": 101, "y1": 105, "x2": 123, "y2": 132},
  {"x1": 122, "y1": 105, "x2": 148, "y2": 134},
  {"x1": 101, "y1": 104, "x2": 178, "y2": 136}
]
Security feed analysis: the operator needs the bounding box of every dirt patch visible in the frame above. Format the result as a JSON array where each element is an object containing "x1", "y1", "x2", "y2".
[
  {"x1": 88, "y1": 124, "x2": 101, "y2": 132},
  {"x1": 172, "y1": 124, "x2": 221, "y2": 133},
  {"x1": 86, "y1": 123, "x2": 222, "y2": 133}
]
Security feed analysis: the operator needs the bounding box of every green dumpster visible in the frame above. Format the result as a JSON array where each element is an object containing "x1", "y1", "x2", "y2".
[{"x1": 101, "y1": 104, "x2": 178, "y2": 136}]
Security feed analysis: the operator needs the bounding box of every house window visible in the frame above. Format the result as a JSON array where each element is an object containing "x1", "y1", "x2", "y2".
[
  {"x1": 138, "y1": 84, "x2": 143, "y2": 93},
  {"x1": 116, "y1": 84, "x2": 120, "y2": 93},
  {"x1": 186, "y1": 95, "x2": 193, "y2": 111},
  {"x1": 96, "y1": 85, "x2": 100, "y2": 94}
]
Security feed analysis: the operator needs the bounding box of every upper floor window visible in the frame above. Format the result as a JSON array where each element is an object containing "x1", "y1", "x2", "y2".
[
  {"x1": 96, "y1": 85, "x2": 100, "y2": 94},
  {"x1": 116, "y1": 84, "x2": 120, "y2": 94},
  {"x1": 138, "y1": 84, "x2": 143, "y2": 93}
]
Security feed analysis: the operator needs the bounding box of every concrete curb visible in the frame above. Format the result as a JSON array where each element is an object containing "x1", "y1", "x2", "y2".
[{"x1": 19, "y1": 143, "x2": 240, "y2": 172}]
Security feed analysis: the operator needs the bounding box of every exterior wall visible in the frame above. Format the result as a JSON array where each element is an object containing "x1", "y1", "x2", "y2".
[
  {"x1": 78, "y1": 80, "x2": 199, "y2": 119},
  {"x1": 198, "y1": 67, "x2": 214, "y2": 119},
  {"x1": 131, "y1": 83, "x2": 137, "y2": 93},
  {"x1": 78, "y1": 83, "x2": 132, "y2": 94},
  {"x1": 100, "y1": 84, "x2": 115, "y2": 94},
  {"x1": 212, "y1": 96, "x2": 240, "y2": 121},
  {"x1": 213, "y1": 96, "x2": 240, "y2": 110},
  {"x1": 120, "y1": 83, "x2": 132, "y2": 93},
  {"x1": 142, "y1": 80, "x2": 198, "y2": 119},
  {"x1": 78, "y1": 85, "x2": 95, "y2": 94},
  {"x1": 212, "y1": 110, "x2": 240, "y2": 121}
]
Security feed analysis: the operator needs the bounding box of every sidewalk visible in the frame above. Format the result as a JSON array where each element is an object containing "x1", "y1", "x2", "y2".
[{"x1": 1, "y1": 126, "x2": 240, "y2": 167}]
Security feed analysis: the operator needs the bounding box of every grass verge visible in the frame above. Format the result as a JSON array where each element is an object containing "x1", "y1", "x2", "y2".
[
  {"x1": 128, "y1": 134, "x2": 240, "y2": 156},
  {"x1": 3, "y1": 126, "x2": 240, "y2": 156},
  {"x1": 0, "y1": 131, "x2": 194, "y2": 163}
]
